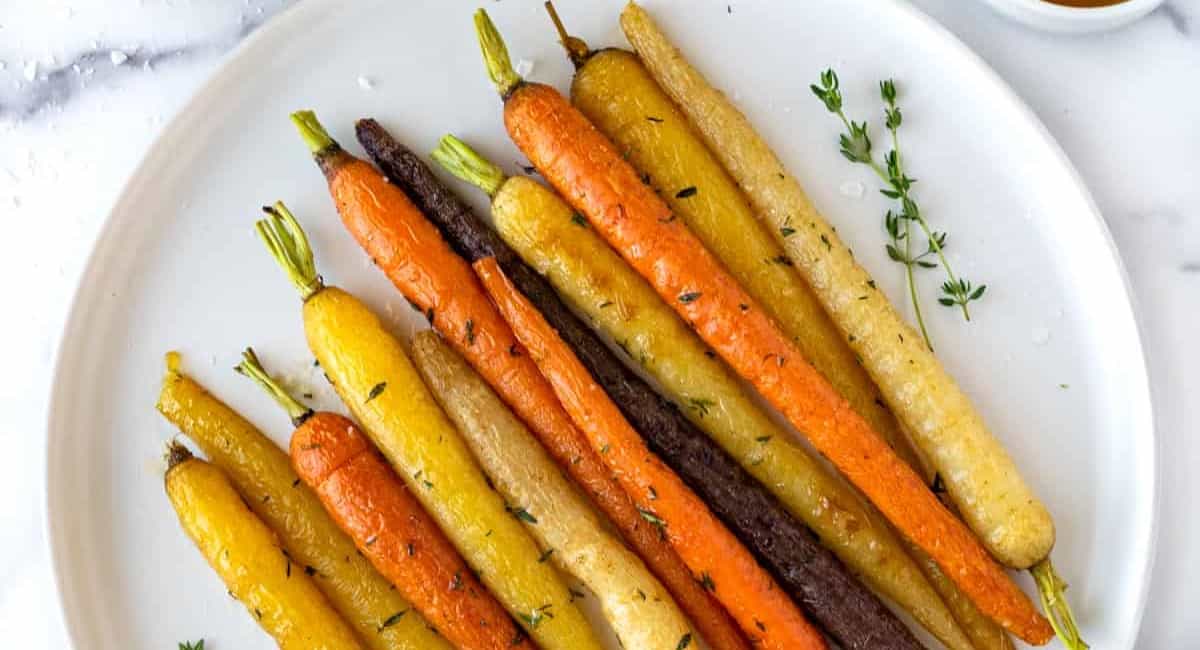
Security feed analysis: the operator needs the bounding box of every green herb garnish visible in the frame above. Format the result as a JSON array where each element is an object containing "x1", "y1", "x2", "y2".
[
  {"x1": 378, "y1": 610, "x2": 407, "y2": 631},
  {"x1": 365, "y1": 381, "x2": 387, "y2": 403},
  {"x1": 811, "y1": 70, "x2": 986, "y2": 350}
]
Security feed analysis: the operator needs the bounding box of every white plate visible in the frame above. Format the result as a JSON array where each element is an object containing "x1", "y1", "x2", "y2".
[{"x1": 45, "y1": 0, "x2": 1156, "y2": 648}]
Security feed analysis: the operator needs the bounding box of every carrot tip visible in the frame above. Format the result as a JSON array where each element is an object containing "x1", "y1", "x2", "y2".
[
  {"x1": 164, "y1": 439, "x2": 193, "y2": 471},
  {"x1": 474, "y1": 9, "x2": 521, "y2": 97}
]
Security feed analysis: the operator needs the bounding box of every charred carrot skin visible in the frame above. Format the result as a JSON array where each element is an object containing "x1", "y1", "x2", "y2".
[
  {"x1": 477, "y1": 258, "x2": 827, "y2": 650},
  {"x1": 474, "y1": 12, "x2": 1051, "y2": 643},
  {"x1": 352, "y1": 118, "x2": 750, "y2": 650},
  {"x1": 376, "y1": 125, "x2": 921, "y2": 649},
  {"x1": 291, "y1": 412, "x2": 532, "y2": 650}
]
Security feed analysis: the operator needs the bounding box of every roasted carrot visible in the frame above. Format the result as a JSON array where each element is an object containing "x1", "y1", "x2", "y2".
[
  {"x1": 233, "y1": 348, "x2": 531, "y2": 650},
  {"x1": 255, "y1": 199, "x2": 598, "y2": 650},
  {"x1": 430, "y1": 133, "x2": 924, "y2": 650},
  {"x1": 164, "y1": 442, "x2": 364, "y2": 650},
  {"x1": 477, "y1": 257, "x2": 826, "y2": 650},
  {"x1": 346, "y1": 116, "x2": 749, "y2": 650},
  {"x1": 157, "y1": 353, "x2": 451, "y2": 650},
  {"x1": 548, "y1": 13, "x2": 1010, "y2": 648},
  {"x1": 475, "y1": 9, "x2": 1052, "y2": 645}
]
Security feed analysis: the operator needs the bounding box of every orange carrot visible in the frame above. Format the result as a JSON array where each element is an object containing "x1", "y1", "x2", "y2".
[
  {"x1": 476, "y1": 257, "x2": 826, "y2": 650},
  {"x1": 292, "y1": 111, "x2": 750, "y2": 650},
  {"x1": 237, "y1": 350, "x2": 531, "y2": 650},
  {"x1": 474, "y1": 9, "x2": 1052, "y2": 645}
]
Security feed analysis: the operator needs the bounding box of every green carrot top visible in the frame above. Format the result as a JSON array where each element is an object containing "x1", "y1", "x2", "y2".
[
  {"x1": 430, "y1": 135, "x2": 507, "y2": 197},
  {"x1": 256, "y1": 201, "x2": 324, "y2": 302},
  {"x1": 234, "y1": 347, "x2": 314, "y2": 427},
  {"x1": 474, "y1": 9, "x2": 522, "y2": 98}
]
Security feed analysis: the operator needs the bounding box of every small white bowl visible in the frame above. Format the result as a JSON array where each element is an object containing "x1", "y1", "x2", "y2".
[{"x1": 980, "y1": 0, "x2": 1166, "y2": 33}]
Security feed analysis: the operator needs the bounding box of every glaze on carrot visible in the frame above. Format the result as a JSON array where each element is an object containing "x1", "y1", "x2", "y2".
[
  {"x1": 477, "y1": 257, "x2": 826, "y2": 650},
  {"x1": 234, "y1": 349, "x2": 531, "y2": 650},
  {"x1": 329, "y1": 117, "x2": 749, "y2": 650},
  {"x1": 474, "y1": 9, "x2": 1052, "y2": 645}
]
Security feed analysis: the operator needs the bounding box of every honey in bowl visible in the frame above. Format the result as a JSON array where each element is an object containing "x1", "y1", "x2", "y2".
[{"x1": 1042, "y1": 0, "x2": 1130, "y2": 6}]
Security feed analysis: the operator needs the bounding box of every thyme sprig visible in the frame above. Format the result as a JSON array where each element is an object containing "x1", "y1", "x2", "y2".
[{"x1": 811, "y1": 70, "x2": 985, "y2": 349}]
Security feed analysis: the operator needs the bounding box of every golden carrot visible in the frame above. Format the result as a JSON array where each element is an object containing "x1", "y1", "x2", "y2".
[
  {"x1": 475, "y1": 9, "x2": 1052, "y2": 645},
  {"x1": 164, "y1": 443, "x2": 363, "y2": 650}
]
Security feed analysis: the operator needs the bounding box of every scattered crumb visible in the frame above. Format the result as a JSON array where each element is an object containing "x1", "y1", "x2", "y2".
[
  {"x1": 1031, "y1": 326, "x2": 1050, "y2": 346},
  {"x1": 838, "y1": 180, "x2": 864, "y2": 199},
  {"x1": 110, "y1": 50, "x2": 129, "y2": 66},
  {"x1": 357, "y1": 75, "x2": 375, "y2": 90},
  {"x1": 514, "y1": 58, "x2": 534, "y2": 77}
]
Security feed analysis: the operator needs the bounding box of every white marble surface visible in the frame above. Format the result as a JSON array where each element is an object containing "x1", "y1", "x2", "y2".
[{"x1": 0, "y1": 0, "x2": 1195, "y2": 647}]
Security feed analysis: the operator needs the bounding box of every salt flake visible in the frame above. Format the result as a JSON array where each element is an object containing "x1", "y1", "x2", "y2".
[{"x1": 839, "y1": 180, "x2": 865, "y2": 199}]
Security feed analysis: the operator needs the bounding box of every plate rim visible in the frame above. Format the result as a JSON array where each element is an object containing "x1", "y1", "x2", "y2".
[{"x1": 43, "y1": 0, "x2": 1159, "y2": 647}]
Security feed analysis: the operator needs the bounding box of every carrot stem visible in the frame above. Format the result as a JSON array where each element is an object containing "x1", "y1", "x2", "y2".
[
  {"x1": 234, "y1": 347, "x2": 313, "y2": 427},
  {"x1": 291, "y1": 110, "x2": 336, "y2": 155},
  {"x1": 1032, "y1": 559, "x2": 1088, "y2": 650},
  {"x1": 543, "y1": 2, "x2": 591, "y2": 69},
  {"x1": 474, "y1": 9, "x2": 522, "y2": 97},
  {"x1": 430, "y1": 135, "x2": 506, "y2": 197},
  {"x1": 255, "y1": 201, "x2": 323, "y2": 301}
]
